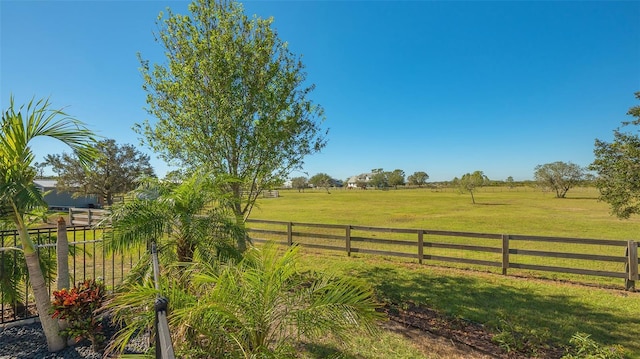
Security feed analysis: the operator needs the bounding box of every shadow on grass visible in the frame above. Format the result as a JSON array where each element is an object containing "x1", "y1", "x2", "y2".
[
  {"x1": 300, "y1": 342, "x2": 359, "y2": 359},
  {"x1": 355, "y1": 264, "x2": 639, "y2": 355}
]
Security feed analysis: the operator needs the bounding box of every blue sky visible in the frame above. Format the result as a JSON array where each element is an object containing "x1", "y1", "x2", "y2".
[{"x1": 2, "y1": 1, "x2": 639, "y2": 182}]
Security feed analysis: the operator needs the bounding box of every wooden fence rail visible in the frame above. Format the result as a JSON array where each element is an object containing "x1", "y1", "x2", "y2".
[
  {"x1": 69, "y1": 208, "x2": 109, "y2": 227},
  {"x1": 246, "y1": 219, "x2": 640, "y2": 291}
]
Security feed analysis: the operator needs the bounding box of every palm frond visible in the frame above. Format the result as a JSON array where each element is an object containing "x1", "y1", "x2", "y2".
[{"x1": 105, "y1": 200, "x2": 168, "y2": 253}]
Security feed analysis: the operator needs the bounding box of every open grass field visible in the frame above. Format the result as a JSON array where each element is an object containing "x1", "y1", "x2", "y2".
[
  {"x1": 252, "y1": 187, "x2": 640, "y2": 358},
  {"x1": 252, "y1": 187, "x2": 640, "y2": 240}
]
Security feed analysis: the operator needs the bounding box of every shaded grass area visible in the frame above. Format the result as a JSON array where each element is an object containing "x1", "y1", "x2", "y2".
[{"x1": 295, "y1": 251, "x2": 640, "y2": 358}]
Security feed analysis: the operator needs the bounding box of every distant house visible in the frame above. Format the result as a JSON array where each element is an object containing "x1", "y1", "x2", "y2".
[
  {"x1": 346, "y1": 173, "x2": 373, "y2": 189},
  {"x1": 33, "y1": 179, "x2": 99, "y2": 210}
]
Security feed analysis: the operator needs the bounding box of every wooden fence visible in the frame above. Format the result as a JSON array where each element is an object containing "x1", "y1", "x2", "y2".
[
  {"x1": 69, "y1": 208, "x2": 109, "y2": 226},
  {"x1": 246, "y1": 219, "x2": 640, "y2": 291}
]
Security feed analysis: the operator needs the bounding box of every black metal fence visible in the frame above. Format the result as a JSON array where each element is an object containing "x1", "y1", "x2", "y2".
[
  {"x1": 0, "y1": 225, "x2": 143, "y2": 325},
  {"x1": 150, "y1": 242, "x2": 175, "y2": 359}
]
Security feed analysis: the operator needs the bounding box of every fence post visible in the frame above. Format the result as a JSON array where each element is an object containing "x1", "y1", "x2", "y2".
[
  {"x1": 287, "y1": 222, "x2": 293, "y2": 246},
  {"x1": 56, "y1": 217, "x2": 70, "y2": 290},
  {"x1": 502, "y1": 234, "x2": 510, "y2": 275},
  {"x1": 346, "y1": 225, "x2": 351, "y2": 257},
  {"x1": 151, "y1": 242, "x2": 176, "y2": 359},
  {"x1": 626, "y1": 240, "x2": 638, "y2": 291},
  {"x1": 418, "y1": 230, "x2": 424, "y2": 265}
]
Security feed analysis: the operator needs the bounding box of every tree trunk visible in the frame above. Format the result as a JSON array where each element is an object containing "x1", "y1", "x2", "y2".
[
  {"x1": 56, "y1": 217, "x2": 70, "y2": 291},
  {"x1": 19, "y1": 226, "x2": 66, "y2": 351},
  {"x1": 11, "y1": 206, "x2": 65, "y2": 352},
  {"x1": 235, "y1": 214, "x2": 248, "y2": 252},
  {"x1": 470, "y1": 190, "x2": 476, "y2": 204}
]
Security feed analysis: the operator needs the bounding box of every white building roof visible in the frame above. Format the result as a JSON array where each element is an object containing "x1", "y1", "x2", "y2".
[{"x1": 33, "y1": 179, "x2": 57, "y2": 189}]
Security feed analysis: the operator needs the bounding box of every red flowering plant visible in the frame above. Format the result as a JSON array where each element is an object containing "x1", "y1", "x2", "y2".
[{"x1": 51, "y1": 279, "x2": 107, "y2": 350}]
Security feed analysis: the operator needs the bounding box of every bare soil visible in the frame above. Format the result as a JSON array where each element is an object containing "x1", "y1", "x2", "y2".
[{"x1": 381, "y1": 303, "x2": 565, "y2": 359}]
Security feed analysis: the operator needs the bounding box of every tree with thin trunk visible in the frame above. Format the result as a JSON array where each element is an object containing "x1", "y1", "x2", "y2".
[
  {"x1": 407, "y1": 171, "x2": 429, "y2": 187},
  {"x1": 388, "y1": 169, "x2": 405, "y2": 189},
  {"x1": 534, "y1": 161, "x2": 585, "y2": 198},
  {"x1": 454, "y1": 171, "x2": 489, "y2": 204},
  {"x1": 290, "y1": 176, "x2": 308, "y2": 192},
  {"x1": 309, "y1": 173, "x2": 333, "y2": 193},
  {"x1": 136, "y1": 0, "x2": 327, "y2": 251},
  {"x1": 0, "y1": 96, "x2": 96, "y2": 352}
]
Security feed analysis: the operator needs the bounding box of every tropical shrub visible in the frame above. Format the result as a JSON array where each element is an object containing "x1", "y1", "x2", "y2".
[
  {"x1": 562, "y1": 332, "x2": 626, "y2": 359},
  {"x1": 51, "y1": 279, "x2": 107, "y2": 350},
  {"x1": 105, "y1": 243, "x2": 383, "y2": 358}
]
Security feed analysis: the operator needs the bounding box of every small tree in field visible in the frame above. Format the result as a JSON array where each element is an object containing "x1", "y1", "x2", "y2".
[
  {"x1": 290, "y1": 176, "x2": 308, "y2": 192},
  {"x1": 309, "y1": 173, "x2": 333, "y2": 193},
  {"x1": 534, "y1": 161, "x2": 585, "y2": 198},
  {"x1": 369, "y1": 169, "x2": 388, "y2": 189},
  {"x1": 407, "y1": 171, "x2": 429, "y2": 187},
  {"x1": 454, "y1": 171, "x2": 489, "y2": 204},
  {"x1": 506, "y1": 176, "x2": 515, "y2": 188},
  {"x1": 388, "y1": 169, "x2": 405, "y2": 189}
]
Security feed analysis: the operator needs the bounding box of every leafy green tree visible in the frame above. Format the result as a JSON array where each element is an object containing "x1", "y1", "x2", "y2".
[
  {"x1": 534, "y1": 161, "x2": 585, "y2": 198},
  {"x1": 105, "y1": 243, "x2": 382, "y2": 357},
  {"x1": 0, "y1": 96, "x2": 96, "y2": 351},
  {"x1": 309, "y1": 172, "x2": 333, "y2": 193},
  {"x1": 290, "y1": 176, "x2": 308, "y2": 192},
  {"x1": 136, "y1": 0, "x2": 327, "y2": 250},
  {"x1": 454, "y1": 170, "x2": 489, "y2": 204},
  {"x1": 44, "y1": 139, "x2": 155, "y2": 206},
  {"x1": 369, "y1": 169, "x2": 388, "y2": 189},
  {"x1": 407, "y1": 171, "x2": 429, "y2": 187},
  {"x1": 590, "y1": 92, "x2": 640, "y2": 218},
  {"x1": 506, "y1": 176, "x2": 515, "y2": 188},
  {"x1": 388, "y1": 169, "x2": 405, "y2": 189}
]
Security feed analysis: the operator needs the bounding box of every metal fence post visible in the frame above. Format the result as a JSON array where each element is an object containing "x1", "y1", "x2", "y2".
[{"x1": 151, "y1": 242, "x2": 176, "y2": 359}]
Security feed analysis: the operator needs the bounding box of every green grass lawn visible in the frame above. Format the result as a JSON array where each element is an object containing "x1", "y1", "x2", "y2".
[
  {"x1": 253, "y1": 187, "x2": 640, "y2": 240},
  {"x1": 252, "y1": 187, "x2": 640, "y2": 358}
]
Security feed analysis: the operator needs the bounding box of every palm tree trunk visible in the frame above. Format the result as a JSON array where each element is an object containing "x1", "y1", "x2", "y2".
[
  {"x1": 17, "y1": 222, "x2": 65, "y2": 352},
  {"x1": 24, "y1": 251, "x2": 66, "y2": 351}
]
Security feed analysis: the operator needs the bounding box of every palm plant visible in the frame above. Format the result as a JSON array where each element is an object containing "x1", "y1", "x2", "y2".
[
  {"x1": 0, "y1": 96, "x2": 96, "y2": 351},
  {"x1": 104, "y1": 174, "x2": 243, "y2": 265},
  {"x1": 0, "y1": 233, "x2": 56, "y2": 315},
  {"x1": 106, "y1": 243, "x2": 383, "y2": 358}
]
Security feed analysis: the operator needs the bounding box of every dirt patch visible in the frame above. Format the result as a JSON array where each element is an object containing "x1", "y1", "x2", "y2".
[{"x1": 381, "y1": 303, "x2": 565, "y2": 359}]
